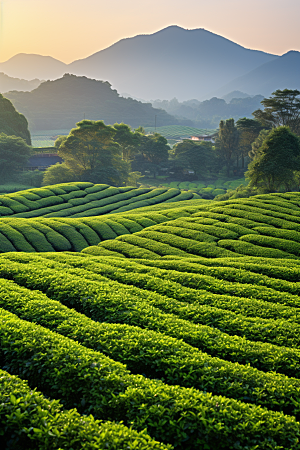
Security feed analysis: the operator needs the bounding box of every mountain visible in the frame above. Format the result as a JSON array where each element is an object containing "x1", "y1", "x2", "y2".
[
  {"x1": 4, "y1": 74, "x2": 188, "y2": 131},
  {"x1": 0, "y1": 54, "x2": 67, "y2": 80},
  {"x1": 151, "y1": 95, "x2": 264, "y2": 128},
  {"x1": 210, "y1": 51, "x2": 300, "y2": 98},
  {"x1": 221, "y1": 91, "x2": 252, "y2": 103},
  {"x1": 0, "y1": 73, "x2": 41, "y2": 93},
  {"x1": 0, "y1": 26, "x2": 277, "y2": 100}
]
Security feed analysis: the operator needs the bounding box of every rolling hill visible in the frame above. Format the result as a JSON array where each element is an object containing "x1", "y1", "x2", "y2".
[
  {"x1": 2, "y1": 189, "x2": 300, "y2": 447},
  {"x1": 0, "y1": 72, "x2": 41, "y2": 93},
  {"x1": 3, "y1": 183, "x2": 300, "y2": 448},
  {"x1": 4, "y1": 74, "x2": 185, "y2": 130}
]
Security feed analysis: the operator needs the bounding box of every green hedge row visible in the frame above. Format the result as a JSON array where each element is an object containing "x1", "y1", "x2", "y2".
[
  {"x1": 218, "y1": 238, "x2": 296, "y2": 259},
  {"x1": 2, "y1": 277, "x2": 300, "y2": 417},
  {"x1": 0, "y1": 211, "x2": 174, "y2": 253},
  {"x1": 74, "y1": 255, "x2": 300, "y2": 323},
  {"x1": 0, "y1": 368, "x2": 169, "y2": 450},
  {"x1": 0, "y1": 183, "x2": 195, "y2": 219},
  {"x1": 126, "y1": 230, "x2": 235, "y2": 258},
  {"x1": 193, "y1": 256, "x2": 300, "y2": 282},
  {"x1": 2, "y1": 255, "x2": 300, "y2": 378},
  {"x1": 126, "y1": 254, "x2": 300, "y2": 297},
  {"x1": 40, "y1": 253, "x2": 300, "y2": 348},
  {"x1": 240, "y1": 233, "x2": 300, "y2": 256},
  {"x1": 1, "y1": 309, "x2": 300, "y2": 449},
  {"x1": 124, "y1": 256, "x2": 300, "y2": 307}
]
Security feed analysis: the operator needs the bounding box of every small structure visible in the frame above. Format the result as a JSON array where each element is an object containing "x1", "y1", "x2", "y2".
[
  {"x1": 26, "y1": 153, "x2": 63, "y2": 171},
  {"x1": 190, "y1": 135, "x2": 215, "y2": 143}
]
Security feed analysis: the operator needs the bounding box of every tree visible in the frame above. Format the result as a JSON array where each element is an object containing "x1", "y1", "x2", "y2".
[
  {"x1": 0, "y1": 95, "x2": 31, "y2": 145},
  {"x1": 249, "y1": 129, "x2": 271, "y2": 160},
  {"x1": 113, "y1": 123, "x2": 141, "y2": 161},
  {"x1": 172, "y1": 140, "x2": 215, "y2": 178},
  {"x1": 246, "y1": 126, "x2": 300, "y2": 192},
  {"x1": 215, "y1": 118, "x2": 239, "y2": 176},
  {"x1": 42, "y1": 163, "x2": 76, "y2": 186},
  {"x1": 0, "y1": 133, "x2": 31, "y2": 182},
  {"x1": 253, "y1": 89, "x2": 300, "y2": 135},
  {"x1": 137, "y1": 133, "x2": 170, "y2": 178},
  {"x1": 236, "y1": 118, "x2": 263, "y2": 168},
  {"x1": 56, "y1": 120, "x2": 129, "y2": 185}
]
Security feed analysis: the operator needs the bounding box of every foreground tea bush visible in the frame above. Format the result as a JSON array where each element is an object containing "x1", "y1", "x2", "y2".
[
  {"x1": 0, "y1": 369, "x2": 170, "y2": 450},
  {"x1": 2, "y1": 278, "x2": 300, "y2": 417},
  {"x1": 1, "y1": 310, "x2": 300, "y2": 450},
  {"x1": 1, "y1": 255, "x2": 300, "y2": 378}
]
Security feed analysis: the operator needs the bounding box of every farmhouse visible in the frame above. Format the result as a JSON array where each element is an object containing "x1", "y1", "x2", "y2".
[{"x1": 190, "y1": 134, "x2": 215, "y2": 143}]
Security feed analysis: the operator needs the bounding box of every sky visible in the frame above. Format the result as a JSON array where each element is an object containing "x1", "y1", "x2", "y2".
[{"x1": 0, "y1": 0, "x2": 299, "y2": 63}]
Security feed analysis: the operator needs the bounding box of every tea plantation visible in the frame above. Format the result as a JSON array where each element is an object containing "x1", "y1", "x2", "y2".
[{"x1": 2, "y1": 184, "x2": 300, "y2": 449}]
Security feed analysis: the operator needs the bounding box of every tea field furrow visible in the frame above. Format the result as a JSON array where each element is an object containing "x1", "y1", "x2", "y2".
[{"x1": 3, "y1": 309, "x2": 299, "y2": 449}]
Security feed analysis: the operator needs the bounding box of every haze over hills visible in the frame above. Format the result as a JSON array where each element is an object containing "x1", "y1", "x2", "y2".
[
  {"x1": 209, "y1": 50, "x2": 300, "y2": 99},
  {"x1": 0, "y1": 26, "x2": 278, "y2": 100},
  {"x1": 0, "y1": 54, "x2": 67, "y2": 81},
  {"x1": 4, "y1": 74, "x2": 188, "y2": 131},
  {"x1": 0, "y1": 73, "x2": 41, "y2": 93}
]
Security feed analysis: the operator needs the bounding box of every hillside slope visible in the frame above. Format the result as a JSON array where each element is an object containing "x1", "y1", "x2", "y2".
[
  {"x1": 84, "y1": 193, "x2": 300, "y2": 259},
  {"x1": 4, "y1": 74, "x2": 184, "y2": 130},
  {"x1": 210, "y1": 50, "x2": 300, "y2": 98},
  {"x1": 0, "y1": 182, "x2": 196, "y2": 220},
  {"x1": 2, "y1": 190, "x2": 300, "y2": 447}
]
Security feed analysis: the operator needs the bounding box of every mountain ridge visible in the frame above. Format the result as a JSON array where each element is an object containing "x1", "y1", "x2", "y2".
[{"x1": 0, "y1": 26, "x2": 278, "y2": 100}]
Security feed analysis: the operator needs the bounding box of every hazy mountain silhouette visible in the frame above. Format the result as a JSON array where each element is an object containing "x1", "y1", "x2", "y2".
[
  {"x1": 0, "y1": 54, "x2": 67, "y2": 80},
  {"x1": 0, "y1": 26, "x2": 277, "y2": 100},
  {"x1": 0, "y1": 73, "x2": 41, "y2": 93},
  {"x1": 221, "y1": 91, "x2": 252, "y2": 103},
  {"x1": 4, "y1": 74, "x2": 187, "y2": 131},
  {"x1": 210, "y1": 51, "x2": 300, "y2": 98}
]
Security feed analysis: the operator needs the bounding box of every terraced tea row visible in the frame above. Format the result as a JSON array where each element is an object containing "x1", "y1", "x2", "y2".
[
  {"x1": 85, "y1": 193, "x2": 300, "y2": 259},
  {"x1": 0, "y1": 368, "x2": 168, "y2": 450},
  {"x1": 0, "y1": 181, "x2": 195, "y2": 218},
  {"x1": 1, "y1": 253, "x2": 300, "y2": 377},
  {"x1": 3, "y1": 276, "x2": 300, "y2": 417},
  {"x1": 1, "y1": 268, "x2": 300, "y2": 449}
]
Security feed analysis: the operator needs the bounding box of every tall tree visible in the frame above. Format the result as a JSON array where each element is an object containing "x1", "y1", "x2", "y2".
[
  {"x1": 236, "y1": 118, "x2": 263, "y2": 168},
  {"x1": 137, "y1": 133, "x2": 170, "y2": 178},
  {"x1": 246, "y1": 126, "x2": 300, "y2": 192},
  {"x1": 0, "y1": 133, "x2": 31, "y2": 182},
  {"x1": 215, "y1": 118, "x2": 239, "y2": 176},
  {"x1": 253, "y1": 89, "x2": 300, "y2": 135},
  {"x1": 56, "y1": 120, "x2": 129, "y2": 185},
  {"x1": 113, "y1": 123, "x2": 141, "y2": 161},
  {"x1": 172, "y1": 140, "x2": 215, "y2": 178}
]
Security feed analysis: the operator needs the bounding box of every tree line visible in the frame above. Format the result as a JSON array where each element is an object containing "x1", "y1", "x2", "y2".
[{"x1": 1, "y1": 88, "x2": 300, "y2": 195}]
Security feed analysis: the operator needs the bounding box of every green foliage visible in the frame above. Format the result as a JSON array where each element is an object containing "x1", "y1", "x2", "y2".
[
  {"x1": 253, "y1": 88, "x2": 300, "y2": 135},
  {"x1": 0, "y1": 94, "x2": 31, "y2": 145},
  {"x1": 215, "y1": 118, "x2": 239, "y2": 176},
  {"x1": 1, "y1": 286, "x2": 300, "y2": 449},
  {"x1": 2, "y1": 277, "x2": 300, "y2": 418},
  {"x1": 42, "y1": 162, "x2": 76, "y2": 186},
  {"x1": 246, "y1": 126, "x2": 300, "y2": 191},
  {"x1": 56, "y1": 120, "x2": 129, "y2": 186},
  {"x1": 172, "y1": 140, "x2": 215, "y2": 178},
  {"x1": 0, "y1": 133, "x2": 32, "y2": 182}
]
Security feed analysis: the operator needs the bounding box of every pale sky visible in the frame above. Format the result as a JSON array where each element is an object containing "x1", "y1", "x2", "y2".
[{"x1": 0, "y1": 0, "x2": 299, "y2": 63}]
